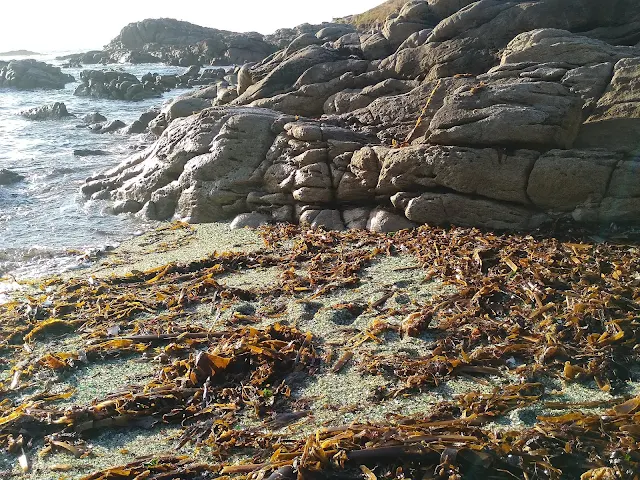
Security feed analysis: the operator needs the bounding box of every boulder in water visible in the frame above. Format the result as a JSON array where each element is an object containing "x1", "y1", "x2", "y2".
[
  {"x1": 0, "y1": 59, "x2": 74, "y2": 90},
  {"x1": 20, "y1": 102, "x2": 73, "y2": 121},
  {"x1": 74, "y1": 149, "x2": 109, "y2": 157},
  {"x1": 96, "y1": 120, "x2": 126, "y2": 134},
  {"x1": 0, "y1": 169, "x2": 24, "y2": 186},
  {"x1": 83, "y1": 112, "x2": 107, "y2": 124}
]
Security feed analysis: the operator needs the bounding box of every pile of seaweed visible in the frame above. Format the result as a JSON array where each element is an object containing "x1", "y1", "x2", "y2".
[{"x1": 0, "y1": 223, "x2": 639, "y2": 480}]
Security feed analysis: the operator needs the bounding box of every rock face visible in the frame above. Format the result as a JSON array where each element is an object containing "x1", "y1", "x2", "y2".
[
  {"x1": 20, "y1": 102, "x2": 73, "y2": 120},
  {"x1": 428, "y1": 81, "x2": 584, "y2": 149},
  {"x1": 83, "y1": 0, "x2": 640, "y2": 231},
  {"x1": 0, "y1": 59, "x2": 74, "y2": 90},
  {"x1": 105, "y1": 18, "x2": 276, "y2": 66}
]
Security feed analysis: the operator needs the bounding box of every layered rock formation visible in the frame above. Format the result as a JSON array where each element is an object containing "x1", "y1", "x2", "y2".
[
  {"x1": 0, "y1": 59, "x2": 74, "y2": 90},
  {"x1": 83, "y1": 0, "x2": 640, "y2": 231}
]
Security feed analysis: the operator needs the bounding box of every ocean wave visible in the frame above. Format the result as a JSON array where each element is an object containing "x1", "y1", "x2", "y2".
[{"x1": 0, "y1": 244, "x2": 116, "y2": 279}]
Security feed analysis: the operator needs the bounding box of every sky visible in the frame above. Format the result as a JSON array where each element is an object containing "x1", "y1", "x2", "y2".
[{"x1": 0, "y1": 0, "x2": 383, "y2": 53}]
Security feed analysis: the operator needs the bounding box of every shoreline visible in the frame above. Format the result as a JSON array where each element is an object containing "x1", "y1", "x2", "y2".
[{"x1": 1, "y1": 0, "x2": 640, "y2": 477}]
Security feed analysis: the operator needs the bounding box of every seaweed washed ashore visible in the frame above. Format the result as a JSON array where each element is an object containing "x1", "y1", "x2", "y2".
[{"x1": 0, "y1": 222, "x2": 639, "y2": 480}]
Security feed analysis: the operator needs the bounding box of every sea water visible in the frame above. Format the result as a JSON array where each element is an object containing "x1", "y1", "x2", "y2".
[{"x1": 0, "y1": 53, "x2": 196, "y2": 280}]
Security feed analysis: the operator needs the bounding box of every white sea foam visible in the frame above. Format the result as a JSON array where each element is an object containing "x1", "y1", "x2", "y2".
[{"x1": 0, "y1": 62, "x2": 192, "y2": 279}]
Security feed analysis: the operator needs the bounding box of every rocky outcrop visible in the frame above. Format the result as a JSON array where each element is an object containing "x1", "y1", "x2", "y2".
[
  {"x1": 75, "y1": 70, "x2": 163, "y2": 101},
  {"x1": 0, "y1": 169, "x2": 24, "y2": 186},
  {"x1": 20, "y1": 102, "x2": 74, "y2": 120},
  {"x1": 0, "y1": 59, "x2": 74, "y2": 90},
  {"x1": 105, "y1": 18, "x2": 276, "y2": 66},
  {"x1": 83, "y1": 0, "x2": 640, "y2": 232},
  {"x1": 576, "y1": 57, "x2": 640, "y2": 153},
  {"x1": 427, "y1": 81, "x2": 584, "y2": 149},
  {"x1": 73, "y1": 66, "x2": 226, "y2": 101}
]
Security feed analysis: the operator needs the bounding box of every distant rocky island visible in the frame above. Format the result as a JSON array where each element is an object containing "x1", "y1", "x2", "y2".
[
  {"x1": 57, "y1": 17, "x2": 342, "y2": 66},
  {"x1": 0, "y1": 49, "x2": 41, "y2": 56}
]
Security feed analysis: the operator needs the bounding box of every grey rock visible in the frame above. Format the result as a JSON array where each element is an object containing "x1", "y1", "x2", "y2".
[
  {"x1": 294, "y1": 59, "x2": 369, "y2": 88},
  {"x1": 237, "y1": 63, "x2": 255, "y2": 95},
  {"x1": 309, "y1": 209, "x2": 345, "y2": 230},
  {"x1": 163, "y1": 97, "x2": 211, "y2": 123},
  {"x1": 234, "y1": 46, "x2": 345, "y2": 105},
  {"x1": 337, "y1": 76, "x2": 473, "y2": 143},
  {"x1": 343, "y1": 207, "x2": 371, "y2": 230},
  {"x1": 527, "y1": 150, "x2": 620, "y2": 211},
  {"x1": 183, "y1": 84, "x2": 219, "y2": 100},
  {"x1": 82, "y1": 107, "x2": 289, "y2": 222},
  {"x1": 107, "y1": 18, "x2": 275, "y2": 66},
  {"x1": 383, "y1": 19, "x2": 429, "y2": 50},
  {"x1": 561, "y1": 63, "x2": 614, "y2": 112},
  {"x1": 361, "y1": 33, "x2": 392, "y2": 61},
  {"x1": 0, "y1": 59, "x2": 74, "y2": 90},
  {"x1": 251, "y1": 69, "x2": 392, "y2": 117},
  {"x1": 83, "y1": 112, "x2": 107, "y2": 124},
  {"x1": 230, "y1": 212, "x2": 272, "y2": 229},
  {"x1": 324, "y1": 78, "x2": 417, "y2": 115},
  {"x1": 380, "y1": 36, "x2": 495, "y2": 81},
  {"x1": 284, "y1": 34, "x2": 322, "y2": 57},
  {"x1": 367, "y1": 208, "x2": 416, "y2": 232},
  {"x1": 376, "y1": 145, "x2": 537, "y2": 205},
  {"x1": 99, "y1": 119, "x2": 127, "y2": 133},
  {"x1": 20, "y1": 102, "x2": 73, "y2": 120},
  {"x1": 0, "y1": 169, "x2": 24, "y2": 185},
  {"x1": 397, "y1": 29, "x2": 433, "y2": 51},
  {"x1": 576, "y1": 57, "x2": 640, "y2": 153},
  {"x1": 316, "y1": 25, "x2": 355, "y2": 42},
  {"x1": 405, "y1": 193, "x2": 546, "y2": 230},
  {"x1": 74, "y1": 149, "x2": 109, "y2": 157},
  {"x1": 428, "y1": 81, "x2": 584, "y2": 149},
  {"x1": 427, "y1": 0, "x2": 477, "y2": 19},
  {"x1": 501, "y1": 29, "x2": 640, "y2": 67},
  {"x1": 109, "y1": 199, "x2": 143, "y2": 214},
  {"x1": 125, "y1": 109, "x2": 160, "y2": 134},
  {"x1": 284, "y1": 122, "x2": 322, "y2": 142},
  {"x1": 216, "y1": 87, "x2": 239, "y2": 104}
]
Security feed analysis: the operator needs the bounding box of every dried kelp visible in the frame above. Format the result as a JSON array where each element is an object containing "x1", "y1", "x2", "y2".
[{"x1": 1, "y1": 223, "x2": 639, "y2": 479}]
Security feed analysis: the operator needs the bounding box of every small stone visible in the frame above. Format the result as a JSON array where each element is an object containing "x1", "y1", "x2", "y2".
[
  {"x1": 233, "y1": 302, "x2": 256, "y2": 316},
  {"x1": 328, "y1": 308, "x2": 356, "y2": 325}
]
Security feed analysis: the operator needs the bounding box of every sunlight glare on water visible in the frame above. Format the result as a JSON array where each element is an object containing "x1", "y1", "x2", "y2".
[{"x1": 0, "y1": 54, "x2": 200, "y2": 279}]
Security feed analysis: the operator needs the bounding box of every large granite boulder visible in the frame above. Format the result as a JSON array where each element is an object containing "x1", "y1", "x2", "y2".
[
  {"x1": 427, "y1": 0, "x2": 477, "y2": 20},
  {"x1": 234, "y1": 46, "x2": 347, "y2": 105},
  {"x1": 74, "y1": 70, "x2": 166, "y2": 101},
  {"x1": 0, "y1": 59, "x2": 74, "y2": 90},
  {"x1": 382, "y1": 0, "x2": 640, "y2": 81},
  {"x1": 428, "y1": 81, "x2": 584, "y2": 149},
  {"x1": 576, "y1": 57, "x2": 640, "y2": 152},
  {"x1": 383, "y1": 0, "x2": 439, "y2": 50},
  {"x1": 501, "y1": 29, "x2": 640, "y2": 66},
  {"x1": 0, "y1": 169, "x2": 24, "y2": 186},
  {"x1": 82, "y1": 108, "x2": 295, "y2": 222}
]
